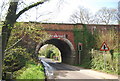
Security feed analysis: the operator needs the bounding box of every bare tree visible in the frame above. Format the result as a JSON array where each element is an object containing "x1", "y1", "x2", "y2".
[
  {"x1": 118, "y1": 1, "x2": 120, "y2": 24},
  {"x1": 0, "y1": 0, "x2": 9, "y2": 21},
  {"x1": 70, "y1": 6, "x2": 93, "y2": 24},
  {"x1": 70, "y1": 6, "x2": 117, "y2": 25},
  {"x1": 94, "y1": 7, "x2": 117, "y2": 25}
]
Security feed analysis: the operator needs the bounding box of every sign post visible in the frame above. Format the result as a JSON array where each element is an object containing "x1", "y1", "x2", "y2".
[
  {"x1": 100, "y1": 42, "x2": 109, "y2": 70},
  {"x1": 78, "y1": 43, "x2": 82, "y2": 64}
]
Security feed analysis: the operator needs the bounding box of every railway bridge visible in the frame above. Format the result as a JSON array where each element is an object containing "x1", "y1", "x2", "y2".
[{"x1": 33, "y1": 23, "x2": 119, "y2": 65}]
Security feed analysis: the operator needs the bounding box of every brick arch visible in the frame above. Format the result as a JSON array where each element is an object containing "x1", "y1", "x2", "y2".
[{"x1": 35, "y1": 38, "x2": 76, "y2": 65}]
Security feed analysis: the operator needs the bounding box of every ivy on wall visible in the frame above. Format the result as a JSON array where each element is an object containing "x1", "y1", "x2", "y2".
[
  {"x1": 73, "y1": 24, "x2": 96, "y2": 65},
  {"x1": 73, "y1": 24, "x2": 119, "y2": 74}
]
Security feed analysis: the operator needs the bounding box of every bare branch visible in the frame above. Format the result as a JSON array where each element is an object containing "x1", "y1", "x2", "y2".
[
  {"x1": 94, "y1": 7, "x2": 117, "y2": 24},
  {"x1": 70, "y1": 6, "x2": 92, "y2": 24},
  {"x1": 16, "y1": 0, "x2": 49, "y2": 19},
  {"x1": 5, "y1": 35, "x2": 25, "y2": 52}
]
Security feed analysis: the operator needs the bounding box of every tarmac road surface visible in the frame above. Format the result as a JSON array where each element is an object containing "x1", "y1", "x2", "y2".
[{"x1": 39, "y1": 57, "x2": 118, "y2": 81}]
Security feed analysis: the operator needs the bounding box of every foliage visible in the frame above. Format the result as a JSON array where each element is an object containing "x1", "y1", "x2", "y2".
[
  {"x1": 6, "y1": 22, "x2": 49, "y2": 62},
  {"x1": 3, "y1": 22, "x2": 49, "y2": 79},
  {"x1": 73, "y1": 24, "x2": 119, "y2": 74},
  {"x1": 46, "y1": 50, "x2": 53, "y2": 58},
  {"x1": 0, "y1": 23, "x2": 2, "y2": 34},
  {"x1": 73, "y1": 24, "x2": 95, "y2": 63},
  {"x1": 74, "y1": 24, "x2": 95, "y2": 50},
  {"x1": 74, "y1": 58, "x2": 91, "y2": 68},
  {"x1": 13, "y1": 61, "x2": 45, "y2": 80},
  {"x1": 39, "y1": 44, "x2": 61, "y2": 61},
  {"x1": 91, "y1": 50, "x2": 119, "y2": 74},
  {"x1": 3, "y1": 47, "x2": 31, "y2": 73},
  {"x1": 91, "y1": 28, "x2": 119, "y2": 74},
  {"x1": 2, "y1": 0, "x2": 48, "y2": 53},
  {"x1": 7, "y1": 22, "x2": 49, "y2": 49},
  {"x1": 95, "y1": 28, "x2": 119, "y2": 52}
]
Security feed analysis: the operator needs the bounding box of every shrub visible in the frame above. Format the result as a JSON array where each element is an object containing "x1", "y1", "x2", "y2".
[
  {"x1": 46, "y1": 50, "x2": 53, "y2": 58},
  {"x1": 14, "y1": 61, "x2": 45, "y2": 80},
  {"x1": 91, "y1": 49, "x2": 119, "y2": 74},
  {"x1": 3, "y1": 47, "x2": 31, "y2": 72},
  {"x1": 92, "y1": 27, "x2": 119, "y2": 74}
]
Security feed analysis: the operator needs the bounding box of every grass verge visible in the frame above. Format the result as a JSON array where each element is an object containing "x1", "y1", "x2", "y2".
[{"x1": 13, "y1": 61, "x2": 45, "y2": 80}]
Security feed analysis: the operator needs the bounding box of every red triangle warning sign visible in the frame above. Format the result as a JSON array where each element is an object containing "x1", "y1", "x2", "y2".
[{"x1": 100, "y1": 42, "x2": 109, "y2": 51}]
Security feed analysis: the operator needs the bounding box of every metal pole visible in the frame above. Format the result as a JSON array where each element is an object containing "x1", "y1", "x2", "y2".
[
  {"x1": 79, "y1": 50, "x2": 81, "y2": 64},
  {"x1": 103, "y1": 51, "x2": 106, "y2": 70}
]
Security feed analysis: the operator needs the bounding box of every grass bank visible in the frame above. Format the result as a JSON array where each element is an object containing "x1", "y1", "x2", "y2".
[
  {"x1": 13, "y1": 61, "x2": 45, "y2": 80},
  {"x1": 74, "y1": 52, "x2": 119, "y2": 75}
]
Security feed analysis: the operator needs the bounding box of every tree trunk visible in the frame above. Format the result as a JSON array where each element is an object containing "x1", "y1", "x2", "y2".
[
  {"x1": 2, "y1": 1, "x2": 18, "y2": 57},
  {"x1": 2, "y1": 0, "x2": 48, "y2": 55}
]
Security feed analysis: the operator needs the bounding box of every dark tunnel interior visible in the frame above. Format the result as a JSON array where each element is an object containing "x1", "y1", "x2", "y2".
[{"x1": 39, "y1": 38, "x2": 73, "y2": 64}]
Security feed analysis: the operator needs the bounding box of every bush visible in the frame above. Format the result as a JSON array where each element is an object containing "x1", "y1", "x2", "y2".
[
  {"x1": 3, "y1": 47, "x2": 31, "y2": 73},
  {"x1": 91, "y1": 49, "x2": 119, "y2": 74},
  {"x1": 46, "y1": 50, "x2": 53, "y2": 58},
  {"x1": 92, "y1": 27, "x2": 119, "y2": 74},
  {"x1": 14, "y1": 61, "x2": 45, "y2": 80},
  {"x1": 50, "y1": 52, "x2": 55, "y2": 59}
]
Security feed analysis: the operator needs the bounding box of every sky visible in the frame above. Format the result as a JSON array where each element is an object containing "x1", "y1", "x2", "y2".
[{"x1": 0, "y1": 0, "x2": 119, "y2": 23}]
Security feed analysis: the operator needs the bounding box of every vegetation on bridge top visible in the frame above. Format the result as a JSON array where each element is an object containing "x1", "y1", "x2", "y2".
[
  {"x1": 19, "y1": 21, "x2": 119, "y2": 26},
  {"x1": 15, "y1": 22, "x2": 119, "y2": 32}
]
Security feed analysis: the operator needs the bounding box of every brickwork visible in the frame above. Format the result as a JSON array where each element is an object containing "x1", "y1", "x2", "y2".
[
  {"x1": 46, "y1": 31, "x2": 75, "y2": 49},
  {"x1": 23, "y1": 22, "x2": 119, "y2": 64},
  {"x1": 23, "y1": 22, "x2": 119, "y2": 50},
  {"x1": 39, "y1": 23, "x2": 119, "y2": 50},
  {"x1": 40, "y1": 23, "x2": 83, "y2": 30}
]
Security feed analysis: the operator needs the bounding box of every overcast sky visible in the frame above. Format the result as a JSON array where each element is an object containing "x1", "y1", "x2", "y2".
[{"x1": 0, "y1": 0, "x2": 119, "y2": 23}]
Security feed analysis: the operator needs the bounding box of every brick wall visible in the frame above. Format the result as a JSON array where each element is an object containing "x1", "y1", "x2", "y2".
[
  {"x1": 40, "y1": 23, "x2": 119, "y2": 49},
  {"x1": 46, "y1": 30, "x2": 76, "y2": 49},
  {"x1": 22, "y1": 22, "x2": 119, "y2": 50}
]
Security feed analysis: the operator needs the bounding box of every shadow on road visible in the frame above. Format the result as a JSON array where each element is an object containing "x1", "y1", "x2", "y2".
[
  {"x1": 48, "y1": 62, "x2": 81, "y2": 71},
  {"x1": 40, "y1": 57, "x2": 118, "y2": 80}
]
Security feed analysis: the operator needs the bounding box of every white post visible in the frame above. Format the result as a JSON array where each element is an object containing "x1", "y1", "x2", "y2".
[
  {"x1": 78, "y1": 42, "x2": 82, "y2": 65},
  {"x1": 103, "y1": 51, "x2": 106, "y2": 70},
  {"x1": 79, "y1": 50, "x2": 81, "y2": 64}
]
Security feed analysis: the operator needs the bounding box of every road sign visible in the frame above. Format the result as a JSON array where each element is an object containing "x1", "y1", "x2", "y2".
[
  {"x1": 100, "y1": 42, "x2": 109, "y2": 51},
  {"x1": 78, "y1": 42, "x2": 82, "y2": 64},
  {"x1": 78, "y1": 43, "x2": 82, "y2": 51}
]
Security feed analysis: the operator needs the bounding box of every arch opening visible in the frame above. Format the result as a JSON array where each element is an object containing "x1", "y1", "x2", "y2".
[
  {"x1": 39, "y1": 44, "x2": 62, "y2": 63},
  {"x1": 36, "y1": 38, "x2": 75, "y2": 64}
]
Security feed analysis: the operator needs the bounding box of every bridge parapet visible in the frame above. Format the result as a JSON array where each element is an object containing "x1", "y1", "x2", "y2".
[{"x1": 40, "y1": 23, "x2": 83, "y2": 31}]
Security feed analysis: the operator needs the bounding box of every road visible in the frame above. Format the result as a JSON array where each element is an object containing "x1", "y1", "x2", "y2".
[{"x1": 39, "y1": 57, "x2": 118, "y2": 81}]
